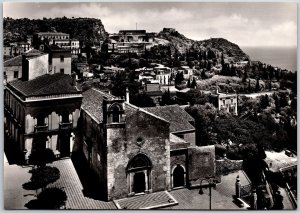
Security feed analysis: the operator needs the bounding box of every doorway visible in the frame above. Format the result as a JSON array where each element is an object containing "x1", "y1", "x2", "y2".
[
  {"x1": 133, "y1": 172, "x2": 146, "y2": 193},
  {"x1": 173, "y1": 165, "x2": 185, "y2": 188}
]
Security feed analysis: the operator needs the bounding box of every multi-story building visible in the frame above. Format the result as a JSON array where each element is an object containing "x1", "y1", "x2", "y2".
[
  {"x1": 53, "y1": 39, "x2": 81, "y2": 55},
  {"x1": 33, "y1": 32, "x2": 80, "y2": 55},
  {"x1": 33, "y1": 32, "x2": 70, "y2": 47},
  {"x1": 210, "y1": 89, "x2": 238, "y2": 115},
  {"x1": 77, "y1": 88, "x2": 215, "y2": 201},
  {"x1": 4, "y1": 49, "x2": 49, "y2": 83},
  {"x1": 4, "y1": 55, "x2": 22, "y2": 83},
  {"x1": 3, "y1": 42, "x2": 31, "y2": 57},
  {"x1": 4, "y1": 73, "x2": 82, "y2": 162},
  {"x1": 44, "y1": 44, "x2": 72, "y2": 75},
  {"x1": 154, "y1": 64, "x2": 171, "y2": 85},
  {"x1": 108, "y1": 30, "x2": 155, "y2": 54}
]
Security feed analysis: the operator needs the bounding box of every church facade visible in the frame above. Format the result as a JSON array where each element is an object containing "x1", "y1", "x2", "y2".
[{"x1": 78, "y1": 88, "x2": 215, "y2": 201}]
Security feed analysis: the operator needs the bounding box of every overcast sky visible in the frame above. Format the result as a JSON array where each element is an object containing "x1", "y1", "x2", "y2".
[{"x1": 3, "y1": 2, "x2": 297, "y2": 47}]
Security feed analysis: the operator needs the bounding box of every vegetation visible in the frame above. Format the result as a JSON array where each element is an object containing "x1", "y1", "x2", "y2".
[
  {"x1": 25, "y1": 188, "x2": 67, "y2": 209},
  {"x1": 28, "y1": 148, "x2": 56, "y2": 168},
  {"x1": 4, "y1": 17, "x2": 107, "y2": 46}
]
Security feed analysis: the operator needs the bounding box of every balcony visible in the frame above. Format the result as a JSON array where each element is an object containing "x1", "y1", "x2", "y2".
[
  {"x1": 34, "y1": 125, "x2": 48, "y2": 133},
  {"x1": 59, "y1": 122, "x2": 73, "y2": 130}
]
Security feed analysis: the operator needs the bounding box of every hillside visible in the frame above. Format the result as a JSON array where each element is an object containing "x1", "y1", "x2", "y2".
[
  {"x1": 156, "y1": 29, "x2": 194, "y2": 54},
  {"x1": 156, "y1": 29, "x2": 249, "y2": 62},
  {"x1": 195, "y1": 38, "x2": 249, "y2": 61},
  {"x1": 3, "y1": 17, "x2": 108, "y2": 45}
]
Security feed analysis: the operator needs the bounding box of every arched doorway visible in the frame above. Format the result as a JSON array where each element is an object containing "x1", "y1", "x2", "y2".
[
  {"x1": 127, "y1": 154, "x2": 152, "y2": 195},
  {"x1": 173, "y1": 165, "x2": 185, "y2": 188}
]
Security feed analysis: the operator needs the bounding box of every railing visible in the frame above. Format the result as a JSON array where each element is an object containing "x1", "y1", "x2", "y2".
[
  {"x1": 59, "y1": 122, "x2": 73, "y2": 130},
  {"x1": 240, "y1": 184, "x2": 252, "y2": 197},
  {"x1": 34, "y1": 125, "x2": 48, "y2": 133}
]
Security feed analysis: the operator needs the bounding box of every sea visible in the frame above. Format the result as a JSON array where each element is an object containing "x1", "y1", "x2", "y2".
[{"x1": 241, "y1": 46, "x2": 297, "y2": 72}]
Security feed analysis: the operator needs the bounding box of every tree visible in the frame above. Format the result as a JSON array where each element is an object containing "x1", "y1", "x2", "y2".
[
  {"x1": 25, "y1": 188, "x2": 67, "y2": 209},
  {"x1": 175, "y1": 72, "x2": 184, "y2": 85},
  {"x1": 248, "y1": 79, "x2": 251, "y2": 93},
  {"x1": 191, "y1": 78, "x2": 197, "y2": 89},
  {"x1": 255, "y1": 77, "x2": 260, "y2": 92},
  {"x1": 28, "y1": 148, "x2": 56, "y2": 168},
  {"x1": 161, "y1": 89, "x2": 177, "y2": 106},
  {"x1": 130, "y1": 93, "x2": 156, "y2": 107},
  {"x1": 30, "y1": 166, "x2": 60, "y2": 191},
  {"x1": 187, "y1": 79, "x2": 191, "y2": 88},
  {"x1": 37, "y1": 188, "x2": 67, "y2": 209}
]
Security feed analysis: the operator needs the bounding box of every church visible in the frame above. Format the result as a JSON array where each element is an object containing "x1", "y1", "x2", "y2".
[{"x1": 78, "y1": 88, "x2": 216, "y2": 201}]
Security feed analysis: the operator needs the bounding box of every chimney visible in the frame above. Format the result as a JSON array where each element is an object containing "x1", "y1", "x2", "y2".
[{"x1": 126, "y1": 87, "x2": 130, "y2": 103}]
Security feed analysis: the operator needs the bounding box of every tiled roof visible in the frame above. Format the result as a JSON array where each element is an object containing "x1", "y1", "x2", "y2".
[
  {"x1": 37, "y1": 32, "x2": 69, "y2": 36},
  {"x1": 9, "y1": 74, "x2": 78, "y2": 97},
  {"x1": 170, "y1": 133, "x2": 189, "y2": 150},
  {"x1": 4, "y1": 55, "x2": 22, "y2": 67},
  {"x1": 81, "y1": 88, "x2": 168, "y2": 124},
  {"x1": 81, "y1": 88, "x2": 114, "y2": 123},
  {"x1": 144, "y1": 105, "x2": 195, "y2": 133},
  {"x1": 24, "y1": 49, "x2": 47, "y2": 59}
]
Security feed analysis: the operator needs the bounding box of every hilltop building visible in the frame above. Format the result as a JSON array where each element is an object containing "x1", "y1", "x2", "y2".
[
  {"x1": 108, "y1": 30, "x2": 155, "y2": 54},
  {"x1": 33, "y1": 32, "x2": 80, "y2": 55}
]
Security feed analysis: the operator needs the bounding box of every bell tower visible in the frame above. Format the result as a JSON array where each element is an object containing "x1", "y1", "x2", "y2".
[{"x1": 102, "y1": 96, "x2": 126, "y2": 127}]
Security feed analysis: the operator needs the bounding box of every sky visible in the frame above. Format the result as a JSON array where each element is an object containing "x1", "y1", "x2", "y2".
[{"x1": 3, "y1": 2, "x2": 297, "y2": 47}]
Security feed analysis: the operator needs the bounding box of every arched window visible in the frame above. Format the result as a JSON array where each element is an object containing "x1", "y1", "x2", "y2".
[{"x1": 112, "y1": 105, "x2": 120, "y2": 123}]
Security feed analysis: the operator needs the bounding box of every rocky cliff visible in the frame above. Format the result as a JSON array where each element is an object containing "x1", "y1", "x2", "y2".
[
  {"x1": 4, "y1": 17, "x2": 108, "y2": 45},
  {"x1": 156, "y1": 29, "x2": 249, "y2": 62}
]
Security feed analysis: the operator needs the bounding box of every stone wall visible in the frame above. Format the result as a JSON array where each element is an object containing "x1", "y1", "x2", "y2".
[
  {"x1": 27, "y1": 54, "x2": 49, "y2": 80},
  {"x1": 216, "y1": 157, "x2": 243, "y2": 175},
  {"x1": 187, "y1": 145, "x2": 215, "y2": 187},
  {"x1": 170, "y1": 149, "x2": 188, "y2": 188}
]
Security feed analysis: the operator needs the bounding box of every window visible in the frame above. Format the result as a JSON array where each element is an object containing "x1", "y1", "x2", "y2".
[
  {"x1": 14, "y1": 71, "x2": 18, "y2": 79},
  {"x1": 61, "y1": 111, "x2": 69, "y2": 123},
  {"x1": 60, "y1": 69, "x2": 64, "y2": 74},
  {"x1": 112, "y1": 105, "x2": 120, "y2": 123},
  {"x1": 60, "y1": 55, "x2": 64, "y2": 62},
  {"x1": 37, "y1": 115, "x2": 45, "y2": 126}
]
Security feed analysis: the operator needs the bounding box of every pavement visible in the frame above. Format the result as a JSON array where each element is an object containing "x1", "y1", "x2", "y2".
[
  {"x1": 4, "y1": 154, "x2": 249, "y2": 210},
  {"x1": 4, "y1": 155, "x2": 116, "y2": 210}
]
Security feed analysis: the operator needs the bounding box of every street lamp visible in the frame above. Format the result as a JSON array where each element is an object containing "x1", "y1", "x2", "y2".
[{"x1": 199, "y1": 176, "x2": 217, "y2": 210}]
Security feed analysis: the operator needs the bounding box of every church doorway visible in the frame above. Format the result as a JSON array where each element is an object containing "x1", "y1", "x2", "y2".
[
  {"x1": 133, "y1": 172, "x2": 146, "y2": 193},
  {"x1": 127, "y1": 154, "x2": 152, "y2": 195},
  {"x1": 172, "y1": 165, "x2": 185, "y2": 188}
]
